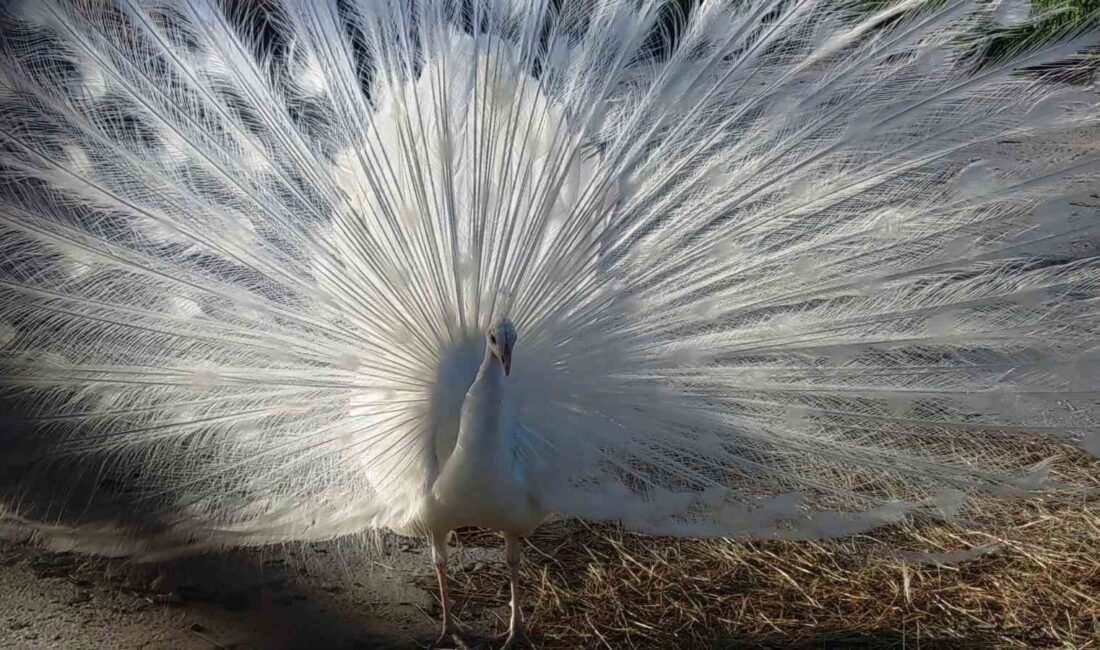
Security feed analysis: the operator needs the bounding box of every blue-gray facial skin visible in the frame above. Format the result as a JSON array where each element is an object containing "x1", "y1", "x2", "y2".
[{"x1": 489, "y1": 317, "x2": 517, "y2": 376}]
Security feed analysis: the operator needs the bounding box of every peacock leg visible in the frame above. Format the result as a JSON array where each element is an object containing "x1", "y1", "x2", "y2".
[
  {"x1": 498, "y1": 533, "x2": 530, "y2": 649},
  {"x1": 431, "y1": 532, "x2": 460, "y2": 646}
]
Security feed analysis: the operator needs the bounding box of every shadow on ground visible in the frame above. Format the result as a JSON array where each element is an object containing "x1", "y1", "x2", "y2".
[{"x1": 0, "y1": 533, "x2": 457, "y2": 649}]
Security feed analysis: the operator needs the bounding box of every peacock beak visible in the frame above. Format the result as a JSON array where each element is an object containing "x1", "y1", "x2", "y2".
[{"x1": 501, "y1": 348, "x2": 512, "y2": 376}]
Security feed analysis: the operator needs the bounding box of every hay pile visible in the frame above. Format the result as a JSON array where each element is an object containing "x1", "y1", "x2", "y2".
[{"x1": 451, "y1": 496, "x2": 1100, "y2": 648}]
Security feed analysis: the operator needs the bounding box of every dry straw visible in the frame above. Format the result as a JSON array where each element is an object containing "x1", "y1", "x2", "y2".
[{"x1": 451, "y1": 487, "x2": 1100, "y2": 648}]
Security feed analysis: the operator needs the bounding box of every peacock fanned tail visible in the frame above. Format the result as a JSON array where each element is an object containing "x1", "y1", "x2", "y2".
[{"x1": 1, "y1": 0, "x2": 1099, "y2": 555}]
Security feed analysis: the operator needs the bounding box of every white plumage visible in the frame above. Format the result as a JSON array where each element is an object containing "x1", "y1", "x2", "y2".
[{"x1": 1, "y1": 0, "x2": 1099, "y2": 644}]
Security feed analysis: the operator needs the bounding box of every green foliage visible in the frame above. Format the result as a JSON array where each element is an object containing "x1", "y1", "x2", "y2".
[
  {"x1": 978, "y1": 0, "x2": 1100, "y2": 69},
  {"x1": 1034, "y1": 0, "x2": 1100, "y2": 28},
  {"x1": 842, "y1": 0, "x2": 1098, "y2": 72}
]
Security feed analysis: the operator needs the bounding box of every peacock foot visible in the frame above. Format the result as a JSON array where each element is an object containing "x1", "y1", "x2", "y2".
[
  {"x1": 495, "y1": 628, "x2": 532, "y2": 649},
  {"x1": 433, "y1": 621, "x2": 468, "y2": 649}
]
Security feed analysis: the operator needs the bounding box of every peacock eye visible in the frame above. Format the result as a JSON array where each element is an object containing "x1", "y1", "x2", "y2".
[{"x1": 490, "y1": 335, "x2": 497, "y2": 344}]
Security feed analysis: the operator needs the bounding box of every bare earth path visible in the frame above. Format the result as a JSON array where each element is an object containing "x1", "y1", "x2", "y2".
[{"x1": 0, "y1": 532, "x2": 509, "y2": 649}]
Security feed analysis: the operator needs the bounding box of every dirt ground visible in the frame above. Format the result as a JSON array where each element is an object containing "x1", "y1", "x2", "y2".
[{"x1": 0, "y1": 530, "x2": 513, "y2": 650}]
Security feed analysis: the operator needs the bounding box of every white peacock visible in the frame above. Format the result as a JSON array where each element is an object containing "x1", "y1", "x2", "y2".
[{"x1": 1, "y1": 1, "x2": 1099, "y2": 647}]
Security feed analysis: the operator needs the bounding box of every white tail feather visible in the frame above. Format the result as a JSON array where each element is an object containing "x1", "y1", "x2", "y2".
[{"x1": 1, "y1": 0, "x2": 1099, "y2": 555}]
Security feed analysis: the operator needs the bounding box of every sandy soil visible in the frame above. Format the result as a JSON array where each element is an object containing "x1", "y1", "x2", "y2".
[{"x1": 0, "y1": 531, "x2": 513, "y2": 650}]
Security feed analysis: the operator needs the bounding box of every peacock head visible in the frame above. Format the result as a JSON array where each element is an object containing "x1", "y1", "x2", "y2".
[{"x1": 487, "y1": 317, "x2": 517, "y2": 376}]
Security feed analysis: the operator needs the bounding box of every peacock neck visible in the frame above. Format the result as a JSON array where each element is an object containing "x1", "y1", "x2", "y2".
[
  {"x1": 452, "y1": 344, "x2": 509, "y2": 459},
  {"x1": 477, "y1": 344, "x2": 505, "y2": 386}
]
